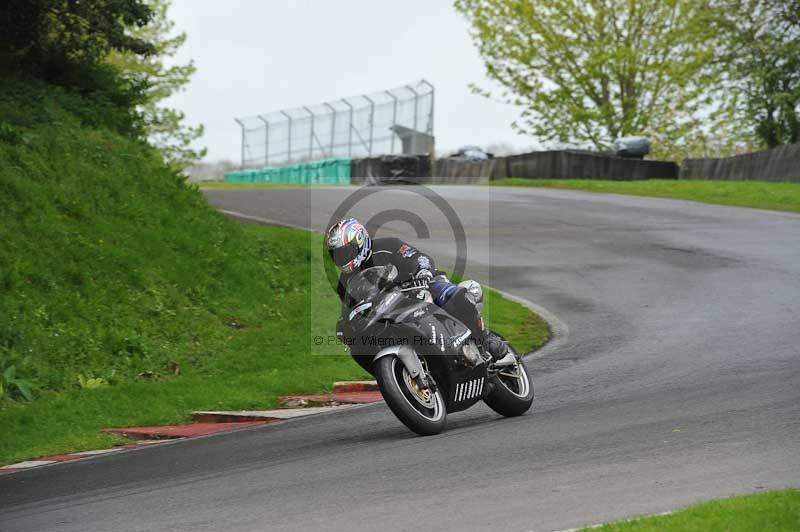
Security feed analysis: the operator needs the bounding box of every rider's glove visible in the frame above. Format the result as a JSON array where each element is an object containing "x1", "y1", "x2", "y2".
[{"x1": 414, "y1": 269, "x2": 434, "y2": 282}]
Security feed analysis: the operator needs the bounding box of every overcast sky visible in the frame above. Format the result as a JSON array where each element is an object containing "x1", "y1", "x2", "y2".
[{"x1": 165, "y1": 0, "x2": 533, "y2": 162}]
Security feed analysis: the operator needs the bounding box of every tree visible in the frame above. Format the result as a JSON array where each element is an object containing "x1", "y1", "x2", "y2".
[
  {"x1": 716, "y1": 0, "x2": 800, "y2": 148},
  {"x1": 454, "y1": 0, "x2": 722, "y2": 159},
  {"x1": 0, "y1": 0, "x2": 154, "y2": 131},
  {"x1": 107, "y1": 0, "x2": 206, "y2": 170}
]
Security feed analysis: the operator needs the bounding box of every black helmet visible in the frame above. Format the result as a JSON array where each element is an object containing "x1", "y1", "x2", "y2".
[{"x1": 325, "y1": 218, "x2": 372, "y2": 273}]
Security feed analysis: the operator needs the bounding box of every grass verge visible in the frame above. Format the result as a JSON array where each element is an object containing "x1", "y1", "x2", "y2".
[
  {"x1": 491, "y1": 178, "x2": 800, "y2": 214},
  {"x1": 0, "y1": 79, "x2": 548, "y2": 465},
  {"x1": 584, "y1": 489, "x2": 800, "y2": 531}
]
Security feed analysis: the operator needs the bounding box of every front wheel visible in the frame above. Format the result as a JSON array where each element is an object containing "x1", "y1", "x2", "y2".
[
  {"x1": 375, "y1": 355, "x2": 447, "y2": 436},
  {"x1": 484, "y1": 353, "x2": 534, "y2": 417}
]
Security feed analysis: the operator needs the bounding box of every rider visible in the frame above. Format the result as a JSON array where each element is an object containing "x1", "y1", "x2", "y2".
[{"x1": 326, "y1": 217, "x2": 508, "y2": 362}]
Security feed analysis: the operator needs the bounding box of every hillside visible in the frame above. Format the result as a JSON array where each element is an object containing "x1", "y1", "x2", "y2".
[{"x1": 1, "y1": 79, "x2": 316, "y2": 393}]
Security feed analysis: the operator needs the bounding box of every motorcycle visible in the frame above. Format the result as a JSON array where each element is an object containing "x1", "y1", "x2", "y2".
[{"x1": 338, "y1": 265, "x2": 534, "y2": 435}]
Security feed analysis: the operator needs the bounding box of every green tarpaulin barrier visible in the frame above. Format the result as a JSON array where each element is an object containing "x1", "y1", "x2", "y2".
[{"x1": 224, "y1": 158, "x2": 352, "y2": 185}]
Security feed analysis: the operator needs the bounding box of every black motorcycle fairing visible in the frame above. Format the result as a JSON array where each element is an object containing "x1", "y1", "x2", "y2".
[
  {"x1": 421, "y1": 307, "x2": 472, "y2": 347},
  {"x1": 368, "y1": 291, "x2": 432, "y2": 325},
  {"x1": 341, "y1": 265, "x2": 489, "y2": 412},
  {"x1": 440, "y1": 360, "x2": 488, "y2": 412},
  {"x1": 348, "y1": 321, "x2": 422, "y2": 375}
]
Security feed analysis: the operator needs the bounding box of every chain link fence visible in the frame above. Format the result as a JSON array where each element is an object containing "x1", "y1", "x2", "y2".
[{"x1": 234, "y1": 80, "x2": 434, "y2": 169}]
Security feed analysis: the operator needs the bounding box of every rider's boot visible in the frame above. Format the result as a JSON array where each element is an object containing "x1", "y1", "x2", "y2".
[{"x1": 482, "y1": 330, "x2": 510, "y2": 363}]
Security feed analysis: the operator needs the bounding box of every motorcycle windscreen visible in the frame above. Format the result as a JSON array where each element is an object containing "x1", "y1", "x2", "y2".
[{"x1": 344, "y1": 265, "x2": 397, "y2": 304}]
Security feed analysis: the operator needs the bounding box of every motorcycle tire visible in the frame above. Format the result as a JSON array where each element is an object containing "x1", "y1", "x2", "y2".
[
  {"x1": 484, "y1": 355, "x2": 534, "y2": 417},
  {"x1": 375, "y1": 355, "x2": 447, "y2": 436}
]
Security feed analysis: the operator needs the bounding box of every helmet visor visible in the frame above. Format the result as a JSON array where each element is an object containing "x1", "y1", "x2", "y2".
[{"x1": 329, "y1": 240, "x2": 360, "y2": 270}]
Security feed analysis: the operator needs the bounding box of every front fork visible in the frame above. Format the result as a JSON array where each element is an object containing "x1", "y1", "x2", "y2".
[{"x1": 375, "y1": 344, "x2": 434, "y2": 391}]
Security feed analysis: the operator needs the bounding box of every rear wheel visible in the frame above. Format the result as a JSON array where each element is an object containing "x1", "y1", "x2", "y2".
[
  {"x1": 375, "y1": 355, "x2": 447, "y2": 436},
  {"x1": 484, "y1": 351, "x2": 534, "y2": 417}
]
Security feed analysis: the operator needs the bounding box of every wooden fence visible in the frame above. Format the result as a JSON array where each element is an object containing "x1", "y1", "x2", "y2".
[
  {"x1": 348, "y1": 144, "x2": 799, "y2": 183},
  {"x1": 680, "y1": 143, "x2": 800, "y2": 182}
]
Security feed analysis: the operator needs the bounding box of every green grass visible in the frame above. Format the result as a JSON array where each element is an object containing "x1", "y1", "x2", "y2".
[
  {"x1": 491, "y1": 178, "x2": 800, "y2": 214},
  {"x1": 0, "y1": 80, "x2": 548, "y2": 465},
  {"x1": 585, "y1": 489, "x2": 800, "y2": 531},
  {"x1": 483, "y1": 285, "x2": 549, "y2": 353}
]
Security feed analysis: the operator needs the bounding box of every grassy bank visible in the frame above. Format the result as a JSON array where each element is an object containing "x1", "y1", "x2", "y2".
[
  {"x1": 584, "y1": 489, "x2": 800, "y2": 531},
  {"x1": 491, "y1": 178, "x2": 800, "y2": 214},
  {"x1": 0, "y1": 80, "x2": 548, "y2": 465}
]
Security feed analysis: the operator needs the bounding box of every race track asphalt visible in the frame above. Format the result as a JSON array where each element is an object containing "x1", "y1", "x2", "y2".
[{"x1": 2, "y1": 186, "x2": 798, "y2": 532}]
